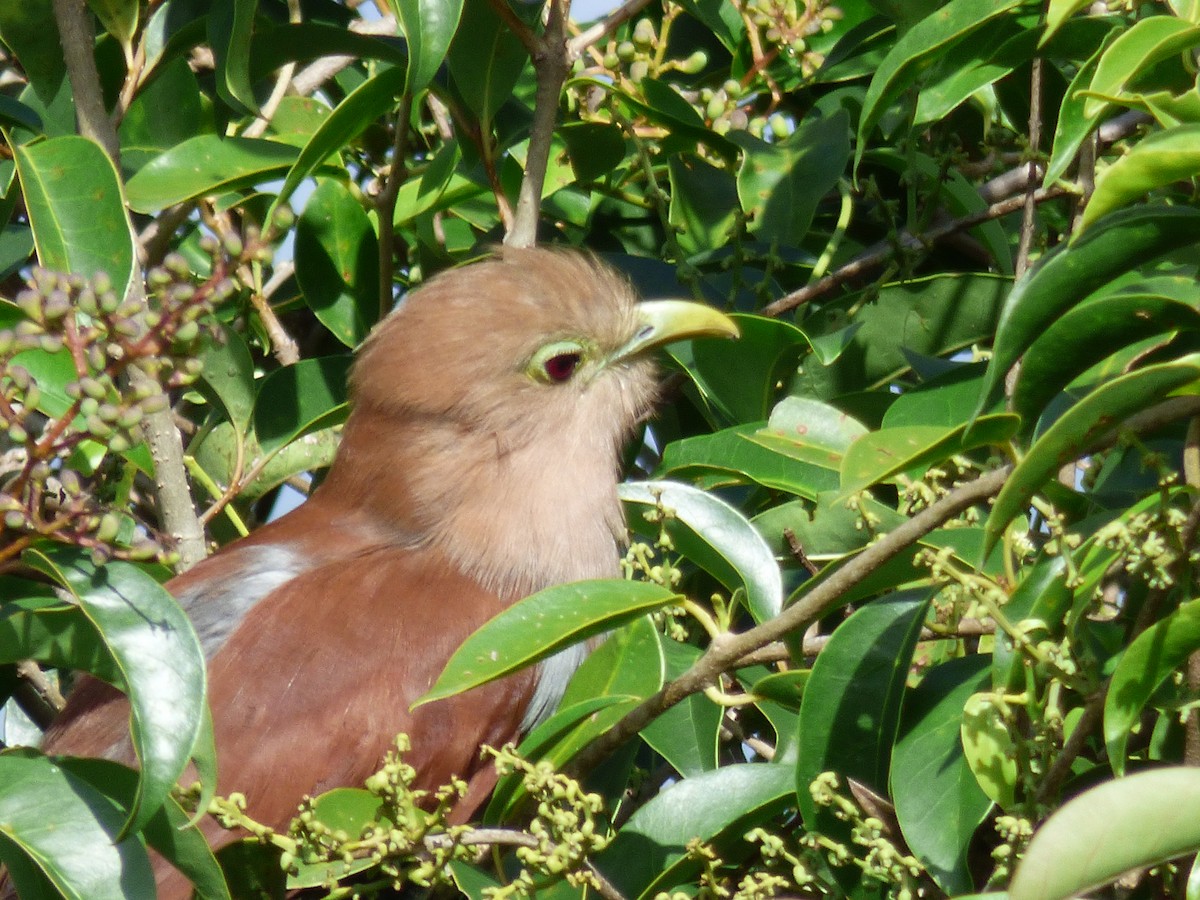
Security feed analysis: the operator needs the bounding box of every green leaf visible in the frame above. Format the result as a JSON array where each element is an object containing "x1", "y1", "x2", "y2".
[
  {"x1": 1013, "y1": 280, "x2": 1200, "y2": 431},
  {"x1": 659, "y1": 424, "x2": 841, "y2": 500},
  {"x1": 1084, "y1": 16, "x2": 1200, "y2": 119},
  {"x1": 58, "y1": 757, "x2": 231, "y2": 900},
  {"x1": 14, "y1": 136, "x2": 135, "y2": 295},
  {"x1": 1044, "y1": 27, "x2": 1116, "y2": 186},
  {"x1": 269, "y1": 64, "x2": 406, "y2": 223},
  {"x1": 882, "y1": 363, "x2": 989, "y2": 428},
  {"x1": 1105, "y1": 598, "x2": 1200, "y2": 774},
  {"x1": 752, "y1": 492, "x2": 906, "y2": 562},
  {"x1": 620, "y1": 480, "x2": 783, "y2": 624},
  {"x1": 800, "y1": 274, "x2": 1010, "y2": 400},
  {"x1": 392, "y1": 0, "x2": 464, "y2": 97},
  {"x1": 595, "y1": 763, "x2": 796, "y2": 900},
  {"x1": 668, "y1": 155, "x2": 738, "y2": 255},
  {"x1": 892, "y1": 655, "x2": 992, "y2": 895},
  {"x1": 641, "y1": 640, "x2": 721, "y2": 776},
  {"x1": 1042, "y1": 0, "x2": 1093, "y2": 46},
  {"x1": 991, "y1": 555, "x2": 1072, "y2": 693},
  {"x1": 252, "y1": 355, "x2": 353, "y2": 457},
  {"x1": 986, "y1": 354, "x2": 1200, "y2": 548},
  {"x1": 295, "y1": 178, "x2": 380, "y2": 347},
  {"x1": 486, "y1": 617, "x2": 664, "y2": 821},
  {"x1": 729, "y1": 109, "x2": 849, "y2": 247},
  {"x1": 126, "y1": 135, "x2": 301, "y2": 213},
  {"x1": 1010, "y1": 767, "x2": 1200, "y2": 900},
  {"x1": 747, "y1": 396, "x2": 869, "y2": 471},
  {"x1": 86, "y1": 0, "x2": 138, "y2": 52},
  {"x1": 0, "y1": 750, "x2": 155, "y2": 900},
  {"x1": 446, "y1": 0, "x2": 528, "y2": 125},
  {"x1": 977, "y1": 205, "x2": 1200, "y2": 416},
  {"x1": 0, "y1": 0, "x2": 64, "y2": 102},
  {"x1": 208, "y1": 0, "x2": 259, "y2": 114},
  {"x1": 1082, "y1": 125, "x2": 1200, "y2": 229},
  {"x1": 0, "y1": 594, "x2": 120, "y2": 686},
  {"x1": 839, "y1": 414, "x2": 1019, "y2": 496},
  {"x1": 797, "y1": 591, "x2": 930, "y2": 828},
  {"x1": 417, "y1": 580, "x2": 678, "y2": 706},
  {"x1": 855, "y1": 0, "x2": 1023, "y2": 173},
  {"x1": 22, "y1": 550, "x2": 208, "y2": 839},
  {"x1": 684, "y1": 314, "x2": 811, "y2": 425},
  {"x1": 197, "y1": 325, "x2": 258, "y2": 434},
  {"x1": 961, "y1": 693, "x2": 1017, "y2": 809},
  {"x1": 288, "y1": 788, "x2": 387, "y2": 888}
]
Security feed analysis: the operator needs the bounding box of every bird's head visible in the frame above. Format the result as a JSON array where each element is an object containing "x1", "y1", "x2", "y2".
[
  {"x1": 330, "y1": 246, "x2": 737, "y2": 592},
  {"x1": 350, "y1": 247, "x2": 738, "y2": 445}
]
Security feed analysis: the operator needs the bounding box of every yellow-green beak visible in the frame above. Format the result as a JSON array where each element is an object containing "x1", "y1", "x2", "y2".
[{"x1": 612, "y1": 300, "x2": 740, "y2": 363}]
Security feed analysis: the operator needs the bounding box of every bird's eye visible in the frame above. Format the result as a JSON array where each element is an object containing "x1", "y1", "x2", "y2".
[
  {"x1": 527, "y1": 340, "x2": 592, "y2": 384},
  {"x1": 544, "y1": 352, "x2": 581, "y2": 382}
]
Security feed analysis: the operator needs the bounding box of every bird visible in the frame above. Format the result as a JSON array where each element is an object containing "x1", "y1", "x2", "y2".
[{"x1": 30, "y1": 246, "x2": 739, "y2": 896}]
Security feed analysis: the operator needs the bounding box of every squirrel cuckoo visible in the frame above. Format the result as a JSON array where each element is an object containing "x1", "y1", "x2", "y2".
[{"x1": 28, "y1": 247, "x2": 738, "y2": 896}]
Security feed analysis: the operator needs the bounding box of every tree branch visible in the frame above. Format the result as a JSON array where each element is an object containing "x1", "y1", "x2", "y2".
[
  {"x1": 761, "y1": 187, "x2": 1066, "y2": 317},
  {"x1": 568, "y1": 466, "x2": 1012, "y2": 776},
  {"x1": 505, "y1": 0, "x2": 572, "y2": 248},
  {"x1": 50, "y1": 0, "x2": 207, "y2": 568}
]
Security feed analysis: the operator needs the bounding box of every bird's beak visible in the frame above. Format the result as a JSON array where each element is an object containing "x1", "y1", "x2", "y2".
[{"x1": 611, "y1": 300, "x2": 740, "y2": 364}]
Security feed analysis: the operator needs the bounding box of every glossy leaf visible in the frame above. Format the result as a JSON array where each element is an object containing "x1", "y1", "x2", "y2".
[
  {"x1": 126, "y1": 135, "x2": 301, "y2": 213},
  {"x1": 595, "y1": 763, "x2": 796, "y2": 900},
  {"x1": 801, "y1": 274, "x2": 1010, "y2": 400},
  {"x1": 621, "y1": 480, "x2": 783, "y2": 624},
  {"x1": 392, "y1": 0, "x2": 464, "y2": 97},
  {"x1": 855, "y1": 0, "x2": 1022, "y2": 172},
  {"x1": 289, "y1": 788, "x2": 387, "y2": 888},
  {"x1": 417, "y1": 580, "x2": 678, "y2": 705},
  {"x1": 991, "y1": 555, "x2": 1072, "y2": 693},
  {"x1": 207, "y1": 0, "x2": 258, "y2": 114},
  {"x1": 1044, "y1": 29, "x2": 1115, "y2": 186},
  {"x1": 658, "y1": 424, "x2": 841, "y2": 499},
  {"x1": 23, "y1": 549, "x2": 208, "y2": 839},
  {"x1": 58, "y1": 757, "x2": 230, "y2": 900},
  {"x1": 685, "y1": 314, "x2": 811, "y2": 425},
  {"x1": 1013, "y1": 281, "x2": 1200, "y2": 430},
  {"x1": 1042, "y1": 0, "x2": 1093, "y2": 46},
  {"x1": 197, "y1": 325, "x2": 257, "y2": 435},
  {"x1": 641, "y1": 640, "x2": 720, "y2": 776},
  {"x1": 86, "y1": 0, "x2": 138, "y2": 51},
  {"x1": 730, "y1": 109, "x2": 849, "y2": 247},
  {"x1": 487, "y1": 617, "x2": 664, "y2": 821},
  {"x1": 1105, "y1": 598, "x2": 1200, "y2": 774},
  {"x1": 961, "y1": 693, "x2": 1017, "y2": 809},
  {"x1": 0, "y1": 0, "x2": 64, "y2": 102},
  {"x1": 752, "y1": 492, "x2": 905, "y2": 562},
  {"x1": 1084, "y1": 16, "x2": 1200, "y2": 119},
  {"x1": 796, "y1": 591, "x2": 930, "y2": 829},
  {"x1": 839, "y1": 414, "x2": 1019, "y2": 496},
  {"x1": 892, "y1": 655, "x2": 992, "y2": 895},
  {"x1": 669, "y1": 155, "x2": 738, "y2": 255},
  {"x1": 747, "y1": 396, "x2": 868, "y2": 471},
  {"x1": 1010, "y1": 767, "x2": 1200, "y2": 899},
  {"x1": 977, "y1": 206, "x2": 1200, "y2": 415},
  {"x1": 446, "y1": 0, "x2": 528, "y2": 125},
  {"x1": 295, "y1": 179, "x2": 380, "y2": 347},
  {"x1": 14, "y1": 136, "x2": 134, "y2": 294},
  {"x1": 987, "y1": 354, "x2": 1200, "y2": 548},
  {"x1": 270, "y1": 65, "x2": 406, "y2": 222},
  {"x1": 1081, "y1": 125, "x2": 1200, "y2": 230},
  {"x1": 0, "y1": 751, "x2": 155, "y2": 900},
  {"x1": 252, "y1": 355, "x2": 353, "y2": 457}
]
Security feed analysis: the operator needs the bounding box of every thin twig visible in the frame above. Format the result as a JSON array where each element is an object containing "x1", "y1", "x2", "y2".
[
  {"x1": 376, "y1": 94, "x2": 413, "y2": 318},
  {"x1": 761, "y1": 187, "x2": 1066, "y2": 317},
  {"x1": 1014, "y1": 57, "x2": 1043, "y2": 280},
  {"x1": 566, "y1": 0, "x2": 655, "y2": 59},
  {"x1": 241, "y1": 0, "x2": 302, "y2": 139}
]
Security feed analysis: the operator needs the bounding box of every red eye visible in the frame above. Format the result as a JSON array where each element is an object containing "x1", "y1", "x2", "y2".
[{"x1": 543, "y1": 352, "x2": 581, "y2": 382}]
